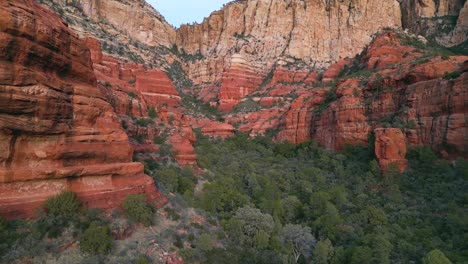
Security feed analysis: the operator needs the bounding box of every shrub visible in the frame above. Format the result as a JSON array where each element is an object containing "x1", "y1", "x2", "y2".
[
  {"x1": 43, "y1": 191, "x2": 80, "y2": 218},
  {"x1": 443, "y1": 71, "x2": 461, "y2": 80},
  {"x1": 148, "y1": 106, "x2": 158, "y2": 119},
  {"x1": 80, "y1": 222, "x2": 113, "y2": 254},
  {"x1": 0, "y1": 216, "x2": 18, "y2": 256},
  {"x1": 154, "y1": 135, "x2": 165, "y2": 144},
  {"x1": 136, "y1": 118, "x2": 153, "y2": 127},
  {"x1": 0, "y1": 216, "x2": 6, "y2": 231},
  {"x1": 197, "y1": 233, "x2": 214, "y2": 251},
  {"x1": 121, "y1": 194, "x2": 156, "y2": 226},
  {"x1": 127, "y1": 91, "x2": 137, "y2": 98},
  {"x1": 422, "y1": 249, "x2": 452, "y2": 264},
  {"x1": 136, "y1": 255, "x2": 150, "y2": 264}
]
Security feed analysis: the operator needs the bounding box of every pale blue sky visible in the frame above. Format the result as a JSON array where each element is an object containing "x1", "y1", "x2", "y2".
[{"x1": 147, "y1": 0, "x2": 232, "y2": 28}]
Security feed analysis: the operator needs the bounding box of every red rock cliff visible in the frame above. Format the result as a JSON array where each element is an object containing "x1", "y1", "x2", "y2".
[{"x1": 0, "y1": 0, "x2": 166, "y2": 219}]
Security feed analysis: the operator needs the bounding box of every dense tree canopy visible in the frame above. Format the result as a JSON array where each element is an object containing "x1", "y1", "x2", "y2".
[{"x1": 186, "y1": 133, "x2": 467, "y2": 263}]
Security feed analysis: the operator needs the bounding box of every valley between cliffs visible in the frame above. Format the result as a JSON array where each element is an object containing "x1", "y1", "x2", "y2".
[{"x1": 0, "y1": 0, "x2": 467, "y2": 263}]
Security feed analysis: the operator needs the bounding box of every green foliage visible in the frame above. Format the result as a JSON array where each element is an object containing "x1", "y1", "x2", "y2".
[
  {"x1": 0, "y1": 216, "x2": 19, "y2": 256},
  {"x1": 43, "y1": 191, "x2": 80, "y2": 218},
  {"x1": 136, "y1": 255, "x2": 150, "y2": 264},
  {"x1": 227, "y1": 207, "x2": 274, "y2": 248},
  {"x1": 158, "y1": 143, "x2": 176, "y2": 158},
  {"x1": 148, "y1": 106, "x2": 157, "y2": 118},
  {"x1": 314, "y1": 239, "x2": 334, "y2": 264},
  {"x1": 121, "y1": 194, "x2": 156, "y2": 226},
  {"x1": 200, "y1": 179, "x2": 248, "y2": 217},
  {"x1": 127, "y1": 91, "x2": 137, "y2": 98},
  {"x1": 153, "y1": 135, "x2": 166, "y2": 144},
  {"x1": 197, "y1": 233, "x2": 214, "y2": 251},
  {"x1": 168, "y1": 115, "x2": 175, "y2": 125},
  {"x1": 315, "y1": 86, "x2": 337, "y2": 114},
  {"x1": 443, "y1": 70, "x2": 461, "y2": 80},
  {"x1": 423, "y1": 249, "x2": 452, "y2": 264},
  {"x1": 80, "y1": 222, "x2": 113, "y2": 254},
  {"x1": 351, "y1": 246, "x2": 373, "y2": 264},
  {"x1": 192, "y1": 133, "x2": 467, "y2": 263},
  {"x1": 136, "y1": 118, "x2": 153, "y2": 127},
  {"x1": 232, "y1": 98, "x2": 262, "y2": 113},
  {"x1": 33, "y1": 212, "x2": 70, "y2": 238},
  {"x1": 280, "y1": 224, "x2": 315, "y2": 262},
  {"x1": 151, "y1": 165, "x2": 197, "y2": 195}
]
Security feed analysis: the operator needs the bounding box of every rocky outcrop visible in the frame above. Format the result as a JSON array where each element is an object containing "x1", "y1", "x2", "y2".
[
  {"x1": 237, "y1": 31, "x2": 467, "y2": 170},
  {"x1": 200, "y1": 121, "x2": 235, "y2": 138},
  {"x1": 169, "y1": 125, "x2": 197, "y2": 166},
  {"x1": 374, "y1": 128, "x2": 408, "y2": 172},
  {"x1": 218, "y1": 54, "x2": 266, "y2": 111},
  {"x1": 57, "y1": 0, "x2": 175, "y2": 47},
  {"x1": 0, "y1": 0, "x2": 166, "y2": 219},
  {"x1": 438, "y1": 1, "x2": 468, "y2": 47},
  {"x1": 136, "y1": 70, "x2": 181, "y2": 107},
  {"x1": 176, "y1": 0, "x2": 402, "y2": 109},
  {"x1": 400, "y1": 0, "x2": 467, "y2": 47},
  {"x1": 177, "y1": 0, "x2": 401, "y2": 64}
]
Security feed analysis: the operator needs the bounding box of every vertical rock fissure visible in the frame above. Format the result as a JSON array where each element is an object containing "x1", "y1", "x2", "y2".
[
  {"x1": 265, "y1": 0, "x2": 274, "y2": 28},
  {"x1": 6, "y1": 129, "x2": 20, "y2": 169},
  {"x1": 442, "y1": 80, "x2": 454, "y2": 149},
  {"x1": 282, "y1": 1, "x2": 296, "y2": 56}
]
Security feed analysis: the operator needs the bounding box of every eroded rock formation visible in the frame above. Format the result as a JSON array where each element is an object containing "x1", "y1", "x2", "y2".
[
  {"x1": 374, "y1": 128, "x2": 408, "y2": 172},
  {"x1": 0, "y1": 0, "x2": 166, "y2": 219},
  {"x1": 15, "y1": 0, "x2": 468, "y2": 177}
]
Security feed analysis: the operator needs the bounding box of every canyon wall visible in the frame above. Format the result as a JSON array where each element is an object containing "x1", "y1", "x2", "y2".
[
  {"x1": 57, "y1": 0, "x2": 176, "y2": 47},
  {"x1": 20, "y1": 0, "x2": 468, "y2": 175},
  {"x1": 400, "y1": 0, "x2": 468, "y2": 47},
  {"x1": 0, "y1": 0, "x2": 166, "y2": 219},
  {"x1": 176, "y1": 0, "x2": 403, "y2": 107}
]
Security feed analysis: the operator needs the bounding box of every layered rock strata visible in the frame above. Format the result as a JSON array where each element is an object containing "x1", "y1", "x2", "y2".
[{"x1": 0, "y1": 0, "x2": 166, "y2": 219}]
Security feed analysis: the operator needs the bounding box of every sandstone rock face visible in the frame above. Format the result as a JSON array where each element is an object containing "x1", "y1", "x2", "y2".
[
  {"x1": 0, "y1": 0, "x2": 166, "y2": 219},
  {"x1": 177, "y1": 0, "x2": 401, "y2": 64},
  {"x1": 218, "y1": 54, "x2": 265, "y2": 111},
  {"x1": 136, "y1": 70, "x2": 181, "y2": 107},
  {"x1": 200, "y1": 122, "x2": 235, "y2": 138},
  {"x1": 400, "y1": 0, "x2": 467, "y2": 46},
  {"x1": 374, "y1": 128, "x2": 408, "y2": 172},
  {"x1": 61, "y1": 0, "x2": 175, "y2": 47},
  {"x1": 27, "y1": 0, "x2": 468, "y2": 176},
  {"x1": 438, "y1": 1, "x2": 468, "y2": 47},
  {"x1": 237, "y1": 31, "x2": 467, "y2": 171},
  {"x1": 176, "y1": 0, "x2": 402, "y2": 109},
  {"x1": 312, "y1": 80, "x2": 371, "y2": 150}
]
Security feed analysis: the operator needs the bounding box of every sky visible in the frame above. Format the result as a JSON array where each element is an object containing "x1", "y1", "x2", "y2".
[{"x1": 147, "y1": 0, "x2": 232, "y2": 28}]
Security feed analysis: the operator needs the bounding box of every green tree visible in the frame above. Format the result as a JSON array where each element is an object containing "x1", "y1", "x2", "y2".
[
  {"x1": 422, "y1": 249, "x2": 452, "y2": 264},
  {"x1": 43, "y1": 191, "x2": 80, "y2": 218},
  {"x1": 313, "y1": 203, "x2": 342, "y2": 240},
  {"x1": 121, "y1": 194, "x2": 156, "y2": 226},
  {"x1": 200, "y1": 178, "x2": 248, "y2": 216},
  {"x1": 280, "y1": 224, "x2": 316, "y2": 263},
  {"x1": 351, "y1": 246, "x2": 372, "y2": 264},
  {"x1": 314, "y1": 239, "x2": 334, "y2": 264},
  {"x1": 230, "y1": 207, "x2": 274, "y2": 248},
  {"x1": 197, "y1": 233, "x2": 214, "y2": 251},
  {"x1": 363, "y1": 234, "x2": 393, "y2": 264},
  {"x1": 80, "y1": 223, "x2": 113, "y2": 254},
  {"x1": 281, "y1": 195, "x2": 302, "y2": 223}
]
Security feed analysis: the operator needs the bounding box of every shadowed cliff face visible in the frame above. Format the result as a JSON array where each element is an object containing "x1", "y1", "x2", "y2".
[
  {"x1": 0, "y1": 0, "x2": 166, "y2": 219},
  {"x1": 399, "y1": 0, "x2": 468, "y2": 47}
]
